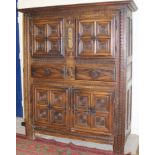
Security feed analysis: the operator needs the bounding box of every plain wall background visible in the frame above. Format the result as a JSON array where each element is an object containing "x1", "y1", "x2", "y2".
[{"x1": 18, "y1": 0, "x2": 139, "y2": 135}]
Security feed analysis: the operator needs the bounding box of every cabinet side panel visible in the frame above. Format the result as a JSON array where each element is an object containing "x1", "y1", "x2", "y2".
[
  {"x1": 23, "y1": 14, "x2": 33, "y2": 139},
  {"x1": 125, "y1": 10, "x2": 133, "y2": 139}
]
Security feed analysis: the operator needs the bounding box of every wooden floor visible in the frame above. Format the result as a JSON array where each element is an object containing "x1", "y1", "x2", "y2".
[{"x1": 16, "y1": 117, "x2": 139, "y2": 155}]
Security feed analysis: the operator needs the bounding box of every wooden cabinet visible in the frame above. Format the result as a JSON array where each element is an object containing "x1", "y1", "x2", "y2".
[{"x1": 19, "y1": 1, "x2": 137, "y2": 154}]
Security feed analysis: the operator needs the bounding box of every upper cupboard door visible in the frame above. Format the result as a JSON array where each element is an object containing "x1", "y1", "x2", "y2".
[
  {"x1": 32, "y1": 19, "x2": 64, "y2": 58},
  {"x1": 76, "y1": 18, "x2": 117, "y2": 58}
]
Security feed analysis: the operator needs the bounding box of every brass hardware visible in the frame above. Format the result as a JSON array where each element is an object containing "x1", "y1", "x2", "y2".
[{"x1": 68, "y1": 27, "x2": 73, "y2": 49}]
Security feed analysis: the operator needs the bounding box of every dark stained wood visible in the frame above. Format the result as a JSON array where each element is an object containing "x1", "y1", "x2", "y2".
[
  {"x1": 75, "y1": 64, "x2": 115, "y2": 81},
  {"x1": 19, "y1": 1, "x2": 137, "y2": 154}
]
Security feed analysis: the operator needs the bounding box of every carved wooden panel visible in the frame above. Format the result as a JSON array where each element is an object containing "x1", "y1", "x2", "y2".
[
  {"x1": 75, "y1": 65, "x2": 115, "y2": 81},
  {"x1": 91, "y1": 93, "x2": 113, "y2": 133},
  {"x1": 93, "y1": 94, "x2": 110, "y2": 112},
  {"x1": 76, "y1": 19, "x2": 113, "y2": 58},
  {"x1": 34, "y1": 24, "x2": 47, "y2": 54},
  {"x1": 74, "y1": 111, "x2": 90, "y2": 128},
  {"x1": 72, "y1": 89, "x2": 113, "y2": 134},
  {"x1": 34, "y1": 86, "x2": 69, "y2": 128},
  {"x1": 74, "y1": 90, "x2": 91, "y2": 110},
  {"x1": 49, "y1": 88, "x2": 69, "y2": 128},
  {"x1": 34, "y1": 88, "x2": 49, "y2": 123},
  {"x1": 31, "y1": 64, "x2": 65, "y2": 79},
  {"x1": 36, "y1": 90, "x2": 48, "y2": 105},
  {"x1": 32, "y1": 19, "x2": 64, "y2": 58},
  {"x1": 96, "y1": 21, "x2": 110, "y2": 36},
  {"x1": 50, "y1": 90, "x2": 66, "y2": 108},
  {"x1": 36, "y1": 107, "x2": 49, "y2": 123},
  {"x1": 50, "y1": 109, "x2": 66, "y2": 126},
  {"x1": 79, "y1": 39, "x2": 95, "y2": 55},
  {"x1": 79, "y1": 21, "x2": 94, "y2": 36},
  {"x1": 72, "y1": 90, "x2": 91, "y2": 130}
]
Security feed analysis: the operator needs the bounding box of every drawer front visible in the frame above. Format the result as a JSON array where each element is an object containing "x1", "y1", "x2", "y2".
[
  {"x1": 75, "y1": 65, "x2": 115, "y2": 81},
  {"x1": 31, "y1": 65, "x2": 65, "y2": 79}
]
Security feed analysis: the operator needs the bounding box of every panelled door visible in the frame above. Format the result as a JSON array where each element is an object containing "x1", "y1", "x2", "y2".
[
  {"x1": 33, "y1": 86, "x2": 69, "y2": 130},
  {"x1": 32, "y1": 18, "x2": 64, "y2": 58},
  {"x1": 76, "y1": 18, "x2": 116, "y2": 58},
  {"x1": 71, "y1": 88, "x2": 114, "y2": 135}
]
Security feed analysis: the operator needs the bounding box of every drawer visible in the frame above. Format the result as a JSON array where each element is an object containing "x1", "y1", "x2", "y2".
[
  {"x1": 75, "y1": 65, "x2": 115, "y2": 81},
  {"x1": 31, "y1": 65, "x2": 65, "y2": 79}
]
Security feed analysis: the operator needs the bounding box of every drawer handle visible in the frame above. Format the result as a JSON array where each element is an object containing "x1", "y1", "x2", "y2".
[
  {"x1": 89, "y1": 70, "x2": 101, "y2": 79},
  {"x1": 44, "y1": 68, "x2": 51, "y2": 76}
]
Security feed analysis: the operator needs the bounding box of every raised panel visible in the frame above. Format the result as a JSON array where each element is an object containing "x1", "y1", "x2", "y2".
[
  {"x1": 47, "y1": 23, "x2": 61, "y2": 37},
  {"x1": 79, "y1": 21, "x2": 94, "y2": 37},
  {"x1": 93, "y1": 94, "x2": 110, "y2": 113},
  {"x1": 49, "y1": 88, "x2": 69, "y2": 128},
  {"x1": 36, "y1": 90, "x2": 48, "y2": 105},
  {"x1": 96, "y1": 21, "x2": 111, "y2": 36},
  {"x1": 96, "y1": 39, "x2": 111, "y2": 55},
  {"x1": 47, "y1": 39, "x2": 61, "y2": 56},
  {"x1": 34, "y1": 24, "x2": 46, "y2": 38},
  {"x1": 35, "y1": 107, "x2": 49, "y2": 123},
  {"x1": 79, "y1": 39, "x2": 95, "y2": 55},
  {"x1": 74, "y1": 90, "x2": 91, "y2": 110},
  {"x1": 91, "y1": 114, "x2": 110, "y2": 132},
  {"x1": 31, "y1": 65, "x2": 65, "y2": 79},
  {"x1": 76, "y1": 18, "x2": 114, "y2": 58},
  {"x1": 32, "y1": 19, "x2": 64, "y2": 58},
  {"x1": 34, "y1": 88, "x2": 50, "y2": 124},
  {"x1": 50, "y1": 109, "x2": 66, "y2": 126},
  {"x1": 90, "y1": 92, "x2": 114, "y2": 133},
  {"x1": 74, "y1": 111, "x2": 90, "y2": 128},
  {"x1": 72, "y1": 89, "x2": 91, "y2": 130},
  {"x1": 75, "y1": 65, "x2": 115, "y2": 81},
  {"x1": 51, "y1": 90, "x2": 67, "y2": 108}
]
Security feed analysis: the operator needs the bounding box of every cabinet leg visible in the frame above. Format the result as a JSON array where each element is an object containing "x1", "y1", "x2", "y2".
[
  {"x1": 25, "y1": 125, "x2": 35, "y2": 140},
  {"x1": 113, "y1": 135, "x2": 125, "y2": 155}
]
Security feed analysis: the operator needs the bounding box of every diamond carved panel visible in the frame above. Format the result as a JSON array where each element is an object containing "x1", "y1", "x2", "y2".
[
  {"x1": 47, "y1": 40, "x2": 62, "y2": 56},
  {"x1": 79, "y1": 22, "x2": 94, "y2": 36},
  {"x1": 38, "y1": 108, "x2": 48, "y2": 119},
  {"x1": 52, "y1": 91, "x2": 65, "y2": 107},
  {"x1": 36, "y1": 90, "x2": 48, "y2": 104},
  {"x1": 96, "y1": 22, "x2": 110, "y2": 36},
  {"x1": 35, "y1": 40, "x2": 46, "y2": 52},
  {"x1": 95, "y1": 116, "x2": 106, "y2": 128},
  {"x1": 34, "y1": 24, "x2": 46, "y2": 37},
  {"x1": 93, "y1": 95, "x2": 110, "y2": 112},
  {"x1": 96, "y1": 39, "x2": 110, "y2": 54},
  {"x1": 79, "y1": 39, "x2": 94, "y2": 54},
  {"x1": 51, "y1": 109, "x2": 66, "y2": 125},
  {"x1": 75, "y1": 92, "x2": 90, "y2": 110},
  {"x1": 75, "y1": 112, "x2": 89, "y2": 127},
  {"x1": 47, "y1": 23, "x2": 60, "y2": 37}
]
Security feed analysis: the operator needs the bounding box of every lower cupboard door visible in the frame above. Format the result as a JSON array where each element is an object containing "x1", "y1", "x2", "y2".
[{"x1": 71, "y1": 88, "x2": 114, "y2": 135}]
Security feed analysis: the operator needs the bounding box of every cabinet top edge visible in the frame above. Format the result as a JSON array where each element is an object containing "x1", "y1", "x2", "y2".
[{"x1": 18, "y1": 0, "x2": 137, "y2": 14}]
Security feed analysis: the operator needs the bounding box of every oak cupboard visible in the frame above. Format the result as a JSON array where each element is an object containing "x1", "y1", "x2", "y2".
[{"x1": 19, "y1": 1, "x2": 137, "y2": 154}]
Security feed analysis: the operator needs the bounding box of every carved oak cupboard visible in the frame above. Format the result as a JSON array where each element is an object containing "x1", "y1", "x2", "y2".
[{"x1": 19, "y1": 0, "x2": 137, "y2": 154}]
